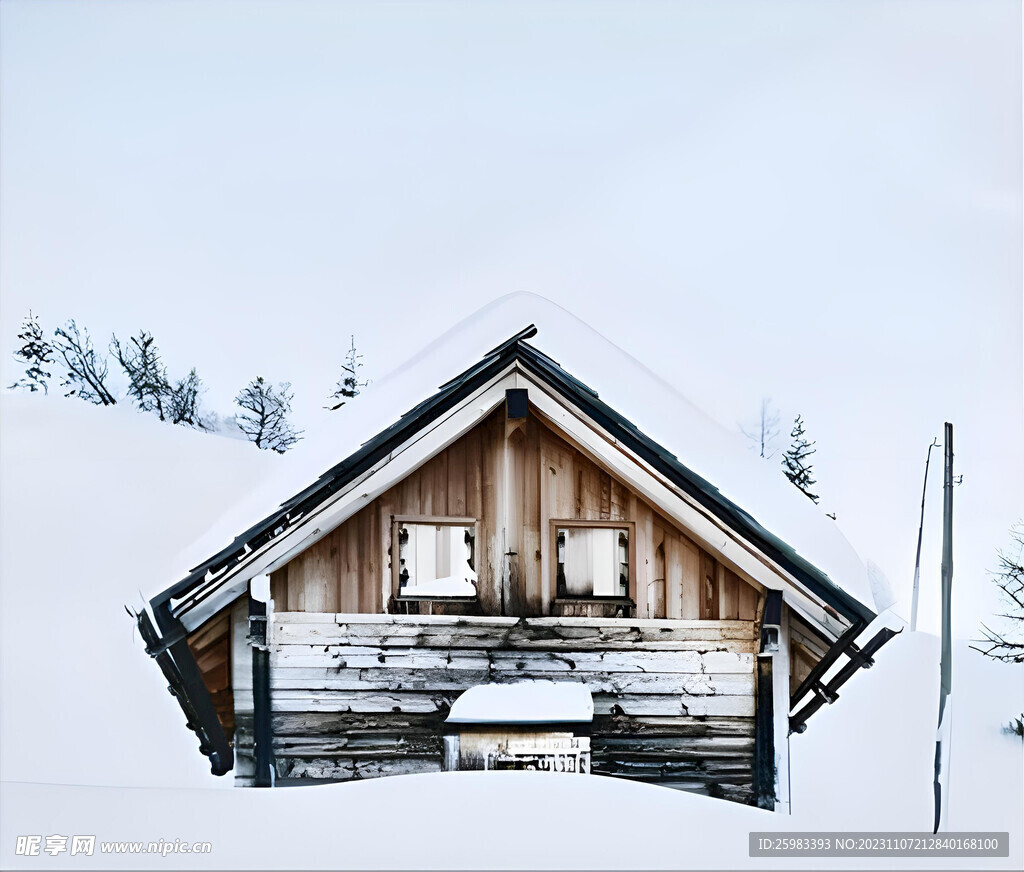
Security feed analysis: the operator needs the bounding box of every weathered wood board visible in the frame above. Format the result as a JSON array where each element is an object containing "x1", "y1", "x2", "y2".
[{"x1": 265, "y1": 613, "x2": 758, "y2": 801}]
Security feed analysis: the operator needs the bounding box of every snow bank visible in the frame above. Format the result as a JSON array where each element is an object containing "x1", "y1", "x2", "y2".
[
  {"x1": 447, "y1": 680, "x2": 594, "y2": 724},
  {"x1": 2, "y1": 752, "x2": 1020, "y2": 871},
  {"x1": 786, "y1": 631, "x2": 1022, "y2": 854},
  {"x1": 0, "y1": 391, "x2": 279, "y2": 789}
]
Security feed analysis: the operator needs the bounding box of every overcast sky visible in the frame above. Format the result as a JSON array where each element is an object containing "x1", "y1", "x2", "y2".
[{"x1": 1, "y1": 0, "x2": 1021, "y2": 638}]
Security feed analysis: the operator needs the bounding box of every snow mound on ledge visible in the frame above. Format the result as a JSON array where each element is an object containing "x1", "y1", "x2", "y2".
[
  {"x1": 447, "y1": 680, "x2": 594, "y2": 724},
  {"x1": 402, "y1": 575, "x2": 477, "y2": 597}
]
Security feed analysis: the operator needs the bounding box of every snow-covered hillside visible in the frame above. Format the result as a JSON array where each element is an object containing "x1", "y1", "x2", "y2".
[
  {"x1": 0, "y1": 392, "x2": 279, "y2": 790},
  {"x1": 1, "y1": 386, "x2": 1021, "y2": 870}
]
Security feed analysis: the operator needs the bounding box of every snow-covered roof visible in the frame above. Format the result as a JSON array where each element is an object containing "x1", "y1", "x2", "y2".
[
  {"x1": 156, "y1": 294, "x2": 877, "y2": 632},
  {"x1": 446, "y1": 680, "x2": 595, "y2": 724}
]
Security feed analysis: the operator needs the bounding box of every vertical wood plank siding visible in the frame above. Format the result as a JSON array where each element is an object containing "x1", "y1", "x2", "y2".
[{"x1": 269, "y1": 408, "x2": 761, "y2": 622}]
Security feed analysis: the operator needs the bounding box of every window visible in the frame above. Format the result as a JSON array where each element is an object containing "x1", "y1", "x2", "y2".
[
  {"x1": 393, "y1": 517, "x2": 477, "y2": 598},
  {"x1": 554, "y1": 522, "x2": 631, "y2": 598}
]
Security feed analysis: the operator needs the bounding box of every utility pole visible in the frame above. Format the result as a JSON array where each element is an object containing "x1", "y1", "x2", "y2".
[
  {"x1": 933, "y1": 422, "x2": 954, "y2": 833},
  {"x1": 911, "y1": 437, "x2": 940, "y2": 631}
]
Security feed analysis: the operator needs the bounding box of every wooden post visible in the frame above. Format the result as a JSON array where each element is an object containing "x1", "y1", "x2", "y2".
[
  {"x1": 755, "y1": 589, "x2": 783, "y2": 810},
  {"x1": 250, "y1": 591, "x2": 273, "y2": 787},
  {"x1": 502, "y1": 392, "x2": 527, "y2": 617},
  {"x1": 754, "y1": 656, "x2": 775, "y2": 809},
  {"x1": 230, "y1": 601, "x2": 252, "y2": 786},
  {"x1": 772, "y1": 603, "x2": 791, "y2": 813}
]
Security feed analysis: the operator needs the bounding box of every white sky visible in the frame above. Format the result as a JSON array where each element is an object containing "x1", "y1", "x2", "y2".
[{"x1": 1, "y1": 0, "x2": 1021, "y2": 638}]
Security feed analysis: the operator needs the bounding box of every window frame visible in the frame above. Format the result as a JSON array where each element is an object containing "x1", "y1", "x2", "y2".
[
  {"x1": 391, "y1": 515, "x2": 480, "y2": 601},
  {"x1": 548, "y1": 518, "x2": 637, "y2": 603}
]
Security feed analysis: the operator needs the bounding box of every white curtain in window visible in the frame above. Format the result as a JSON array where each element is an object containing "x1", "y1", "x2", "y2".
[
  {"x1": 404, "y1": 524, "x2": 475, "y2": 587},
  {"x1": 409, "y1": 524, "x2": 437, "y2": 586},
  {"x1": 563, "y1": 528, "x2": 618, "y2": 596}
]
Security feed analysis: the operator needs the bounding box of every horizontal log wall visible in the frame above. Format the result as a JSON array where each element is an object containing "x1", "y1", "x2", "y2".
[{"x1": 269, "y1": 613, "x2": 758, "y2": 803}]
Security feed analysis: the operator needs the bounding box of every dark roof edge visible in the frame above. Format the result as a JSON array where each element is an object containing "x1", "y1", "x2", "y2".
[
  {"x1": 137, "y1": 605, "x2": 233, "y2": 775},
  {"x1": 789, "y1": 624, "x2": 901, "y2": 733}
]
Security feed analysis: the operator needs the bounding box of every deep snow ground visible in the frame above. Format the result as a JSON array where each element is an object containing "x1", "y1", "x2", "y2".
[{"x1": 1, "y1": 391, "x2": 1021, "y2": 870}]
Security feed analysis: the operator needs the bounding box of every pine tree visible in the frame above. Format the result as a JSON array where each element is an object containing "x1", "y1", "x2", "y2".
[
  {"x1": 235, "y1": 377, "x2": 302, "y2": 453},
  {"x1": 111, "y1": 330, "x2": 171, "y2": 419},
  {"x1": 326, "y1": 335, "x2": 368, "y2": 410},
  {"x1": 781, "y1": 414, "x2": 819, "y2": 504},
  {"x1": 9, "y1": 310, "x2": 54, "y2": 393},
  {"x1": 53, "y1": 320, "x2": 117, "y2": 405},
  {"x1": 168, "y1": 368, "x2": 209, "y2": 429},
  {"x1": 1007, "y1": 714, "x2": 1024, "y2": 740}
]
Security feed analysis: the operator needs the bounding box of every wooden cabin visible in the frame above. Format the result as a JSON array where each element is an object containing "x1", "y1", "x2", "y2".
[{"x1": 138, "y1": 325, "x2": 895, "y2": 810}]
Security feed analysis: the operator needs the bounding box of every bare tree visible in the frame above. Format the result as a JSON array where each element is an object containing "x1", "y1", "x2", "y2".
[
  {"x1": 111, "y1": 330, "x2": 170, "y2": 419},
  {"x1": 973, "y1": 523, "x2": 1024, "y2": 663},
  {"x1": 781, "y1": 414, "x2": 819, "y2": 504},
  {"x1": 53, "y1": 320, "x2": 117, "y2": 405},
  {"x1": 168, "y1": 368, "x2": 209, "y2": 429},
  {"x1": 235, "y1": 377, "x2": 302, "y2": 453},
  {"x1": 9, "y1": 310, "x2": 54, "y2": 393},
  {"x1": 740, "y1": 398, "x2": 781, "y2": 459},
  {"x1": 326, "y1": 335, "x2": 368, "y2": 410}
]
